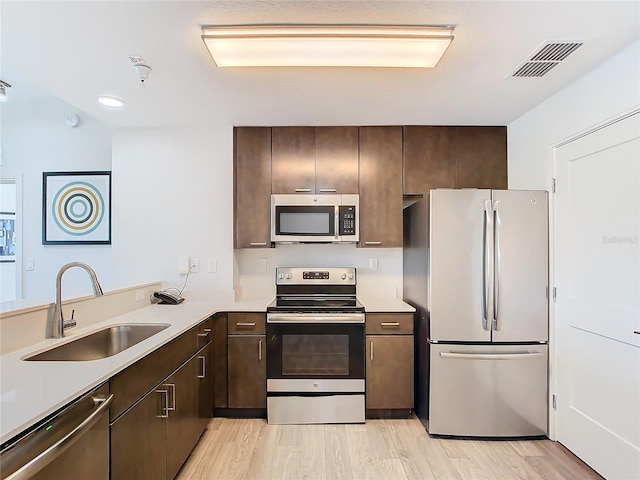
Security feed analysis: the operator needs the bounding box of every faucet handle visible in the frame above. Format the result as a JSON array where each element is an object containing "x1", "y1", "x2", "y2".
[{"x1": 63, "y1": 309, "x2": 77, "y2": 330}]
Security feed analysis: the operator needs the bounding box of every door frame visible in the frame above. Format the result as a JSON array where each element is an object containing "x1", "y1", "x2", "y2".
[
  {"x1": 0, "y1": 175, "x2": 23, "y2": 301},
  {"x1": 550, "y1": 106, "x2": 640, "y2": 442}
]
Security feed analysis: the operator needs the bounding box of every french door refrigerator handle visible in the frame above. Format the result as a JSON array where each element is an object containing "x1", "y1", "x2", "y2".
[
  {"x1": 493, "y1": 201, "x2": 501, "y2": 330},
  {"x1": 440, "y1": 352, "x2": 544, "y2": 360},
  {"x1": 482, "y1": 200, "x2": 492, "y2": 331}
]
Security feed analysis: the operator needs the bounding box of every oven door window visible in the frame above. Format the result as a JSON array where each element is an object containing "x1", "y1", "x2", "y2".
[
  {"x1": 275, "y1": 206, "x2": 335, "y2": 236},
  {"x1": 267, "y1": 324, "x2": 364, "y2": 380}
]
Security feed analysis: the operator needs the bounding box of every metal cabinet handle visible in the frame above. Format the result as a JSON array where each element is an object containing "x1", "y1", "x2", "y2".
[
  {"x1": 164, "y1": 383, "x2": 176, "y2": 411},
  {"x1": 236, "y1": 322, "x2": 256, "y2": 327},
  {"x1": 370, "y1": 341, "x2": 374, "y2": 361},
  {"x1": 318, "y1": 188, "x2": 336, "y2": 192},
  {"x1": 4, "y1": 394, "x2": 114, "y2": 480},
  {"x1": 294, "y1": 188, "x2": 312, "y2": 192},
  {"x1": 157, "y1": 389, "x2": 169, "y2": 418},
  {"x1": 634, "y1": 331, "x2": 640, "y2": 335},
  {"x1": 197, "y1": 328, "x2": 211, "y2": 338},
  {"x1": 380, "y1": 322, "x2": 400, "y2": 328},
  {"x1": 258, "y1": 339, "x2": 263, "y2": 360},
  {"x1": 364, "y1": 241, "x2": 382, "y2": 246},
  {"x1": 198, "y1": 355, "x2": 206, "y2": 379},
  {"x1": 249, "y1": 242, "x2": 268, "y2": 246},
  {"x1": 440, "y1": 352, "x2": 543, "y2": 360}
]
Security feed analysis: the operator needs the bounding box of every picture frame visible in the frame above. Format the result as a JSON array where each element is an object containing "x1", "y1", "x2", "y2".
[{"x1": 42, "y1": 171, "x2": 111, "y2": 245}]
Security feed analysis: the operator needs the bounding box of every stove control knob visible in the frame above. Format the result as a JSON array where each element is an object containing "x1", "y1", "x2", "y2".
[
  {"x1": 278, "y1": 273, "x2": 284, "y2": 279},
  {"x1": 285, "y1": 273, "x2": 292, "y2": 280},
  {"x1": 348, "y1": 273, "x2": 354, "y2": 280},
  {"x1": 341, "y1": 273, "x2": 347, "y2": 280}
]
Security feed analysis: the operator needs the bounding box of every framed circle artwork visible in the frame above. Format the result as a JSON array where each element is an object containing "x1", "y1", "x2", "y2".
[{"x1": 43, "y1": 171, "x2": 111, "y2": 245}]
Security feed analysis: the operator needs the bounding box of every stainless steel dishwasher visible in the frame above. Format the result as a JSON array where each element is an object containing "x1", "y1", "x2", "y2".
[{"x1": 0, "y1": 383, "x2": 112, "y2": 480}]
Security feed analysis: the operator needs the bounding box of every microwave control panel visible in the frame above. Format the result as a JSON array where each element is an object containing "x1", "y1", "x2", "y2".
[{"x1": 339, "y1": 206, "x2": 357, "y2": 236}]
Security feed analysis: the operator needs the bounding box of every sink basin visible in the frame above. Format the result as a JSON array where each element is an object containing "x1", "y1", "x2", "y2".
[{"x1": 23, "y1": 324, "x2": 170, "y2": 361}]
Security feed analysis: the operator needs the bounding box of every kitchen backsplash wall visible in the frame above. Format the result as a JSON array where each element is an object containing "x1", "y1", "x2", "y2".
[{"x1": 234, "y1": 245, "x2": 402, "y2": 300}]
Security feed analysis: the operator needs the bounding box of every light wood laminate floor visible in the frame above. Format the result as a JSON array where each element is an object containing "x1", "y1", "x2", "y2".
[{"x1": 176, "y1": 416, "x2": 602, "y2": 480}]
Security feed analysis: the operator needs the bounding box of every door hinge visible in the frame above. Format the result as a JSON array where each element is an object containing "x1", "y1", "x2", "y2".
[
  {"x1": 553, "y1": 287, "x2": 557, "y2": 301},
  {"x1": 552, "y1": 394, "x2": 557, "y2": 409},
  {"x1": 552, "y1": 178, "x2": 556, "y2": 193}
]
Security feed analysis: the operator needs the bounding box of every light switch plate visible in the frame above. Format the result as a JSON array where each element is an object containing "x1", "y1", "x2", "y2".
[{"x1": 208, "y1": 259, "x2": 217, "y2": 273}]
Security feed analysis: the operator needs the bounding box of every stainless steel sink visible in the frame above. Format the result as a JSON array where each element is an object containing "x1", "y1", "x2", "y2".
[{"x1": 23, "y1": 324, "x2": 170, "y2": 361}]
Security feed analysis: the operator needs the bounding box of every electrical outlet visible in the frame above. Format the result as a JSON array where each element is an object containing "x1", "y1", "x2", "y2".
[
  {"x1": 135, "y1": 290, "x2": 145, "y2": 301},
  {"x1": 370, "y1": 257, "x2": 378, "y2": 270},
  {"x1": 190, "y1": 258, "x2": 200, "y2": 273},
  {"x1": 259, "y1": 258, "x2": 267, "y2": 272},
  {"x1": 178, "y1": 256, "x2": 190, "y2": 275}
]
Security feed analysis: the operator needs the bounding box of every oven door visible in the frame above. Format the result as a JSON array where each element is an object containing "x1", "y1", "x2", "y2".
[{"x1": 266, "y1": 320, "x2": 365, "y2": 389}]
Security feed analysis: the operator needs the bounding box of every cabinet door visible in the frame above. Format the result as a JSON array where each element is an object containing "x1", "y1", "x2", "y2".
[
  {"x1": 228, "y1": 335, "x2": 266, "y2": 408},
  {"x1": 234, "y1": 127, "x2": 272, "y2": 248},
  {"x1": 359, "y1": 126, "x2": 403, "y2": 247},
  {"x1": 197, "y1": 342, "x2": 214, "y2": 432},
  {"x1": 366, "y1": 335, "x2": 414, "y2": 410},
  {"x1": 165, "y1": 355, "x2": 201, "y2": 480},
  {"x1": 402, "y1": 126, "x2": 456, "y2": 196},
  {"x1": 212, "y1": 314, "x2": 228, "y2": 409},
  {"x1": 315, "y1": 126, "x2": 359, "y2": 193},
  {"x1": 272, "y1": 127, "x2": 316, "y2": 193},
  {"x1": 110, "y1": 388, "x2": 166, "y2": 480},
  {"x1": 455, "y1": 126, "x2": 507, "y2": 189}
]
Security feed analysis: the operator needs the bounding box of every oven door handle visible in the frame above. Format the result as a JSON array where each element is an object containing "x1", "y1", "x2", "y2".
[{"x1": 267, "y1": 313, "x2": 365, "y2": 324}]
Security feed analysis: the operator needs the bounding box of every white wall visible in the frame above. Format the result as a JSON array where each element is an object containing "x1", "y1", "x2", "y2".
[
  {"x1": 110, "y1": 125, "x2": 235, "y2": 295},
  {"x1": 0, "y1": 89, "x2": 112, "y2": 302},
  {"x1": 508, "y1": 38, "x2": 640, "y2": 440},
  {"x1": 508, "y1": 39, "x2": 640, "y2": 189},
  {"x1": 235, "y1": 245, "x2": 403, "y2": 300}
]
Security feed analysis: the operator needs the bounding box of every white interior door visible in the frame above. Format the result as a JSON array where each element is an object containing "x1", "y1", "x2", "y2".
[{"x1": 554, "y1": 112, "x2": 640, "y2": 480}]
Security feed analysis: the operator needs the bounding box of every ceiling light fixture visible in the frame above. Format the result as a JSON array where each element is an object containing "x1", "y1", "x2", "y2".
[
  {"x1": 201, "y1": 24, "x2": 455, "y2": 68},
  {"x1": 97, "y1": 96, "x2": 125, "y2": 108},
  {"x1": 0, "y1": 80, "x2": 11, "y2": 101}
]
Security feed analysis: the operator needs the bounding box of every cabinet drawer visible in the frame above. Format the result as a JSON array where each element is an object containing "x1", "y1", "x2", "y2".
[
  {"x1": 228, "y1": 313, "x2": 265, "y2": 334},
  {"x1": 366, "y1": 313, "x2": 414, "y2": 335},
  {"x1": 110, "y1": 326, "x2": 198, "y2": 421}
]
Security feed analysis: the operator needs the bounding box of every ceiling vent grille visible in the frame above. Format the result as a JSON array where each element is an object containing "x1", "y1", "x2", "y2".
[{"x1": 509, "y1": 41, "x2": 583, "y2": 78}]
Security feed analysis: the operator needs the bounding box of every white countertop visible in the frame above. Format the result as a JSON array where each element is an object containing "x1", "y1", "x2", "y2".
[
  {"x1": 0, "y1": 298, "x2": 269, "y2": 444},
  {"x1": 0, "y1": 295, "x2": 413, "y2": 444}
]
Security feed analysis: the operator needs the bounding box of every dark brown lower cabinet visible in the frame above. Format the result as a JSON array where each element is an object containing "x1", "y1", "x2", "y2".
[
  {"x1": 110, "y1": 386, "x2": 167, "y2": 480},
  {"x1": 228, "y1": 334, "x2": 266, "y2": 408},
  {"x1": 198, "y1": 341, "x2": 214, "y2": 430},
  {"x1": 165, "y1": 354, "x2": 201, "y2": 480},
  {"x1": 366, "y1": 335, "x2": 414, "y2": 412},
  {"x1": 111, "y1": 352, "x2": 205, "y2": 480}
]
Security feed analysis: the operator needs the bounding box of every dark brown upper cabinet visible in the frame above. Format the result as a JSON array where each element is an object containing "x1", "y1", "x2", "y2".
[
  {"x1": 402, "y1": 126, "x2": 507, "y2": 197},
  {"x1": 271, "y1": 126, "x2": 359, "y2": 194},
  {"x1": 234, "y1": 127, "x2": 273, "y2": 249},
  {"x1": 403, "y1": 126, "x2": 456, "y2": 196},
  {"x1": 454, "y1": 126, "x2": 507, "y2": 189},
  {"x1": 359, "y1": 126, "x2": 403, "y2": 248}
]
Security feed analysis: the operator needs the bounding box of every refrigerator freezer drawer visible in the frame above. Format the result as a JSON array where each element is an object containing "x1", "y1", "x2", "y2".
[{"x1": 428, "y1": 343, "x2": 548, "y2": 437}]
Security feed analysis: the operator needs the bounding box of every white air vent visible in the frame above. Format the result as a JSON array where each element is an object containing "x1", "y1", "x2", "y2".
[{"x1": 509, "y1": 41, "x2": 583, "y2": 78}]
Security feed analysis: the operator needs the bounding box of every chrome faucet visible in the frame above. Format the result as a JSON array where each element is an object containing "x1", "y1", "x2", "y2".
[{"x1": 53, "y1": 262, "x2": 104, "y2": 338}]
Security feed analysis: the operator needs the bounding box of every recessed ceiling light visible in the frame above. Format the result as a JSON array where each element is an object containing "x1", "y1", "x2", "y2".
[{"x1": 97, "y1": 96, "x2": 125, "y2": 108}]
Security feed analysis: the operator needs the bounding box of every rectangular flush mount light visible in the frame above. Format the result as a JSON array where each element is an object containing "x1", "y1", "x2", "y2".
[{"x1": 201, "y1": 24, "x2": 454, "y2": 68}]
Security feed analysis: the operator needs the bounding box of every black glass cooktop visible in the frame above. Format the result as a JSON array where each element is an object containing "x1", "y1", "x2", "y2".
[{"x1": 267, "y1": 296, "x2": 364, "y2": 313}]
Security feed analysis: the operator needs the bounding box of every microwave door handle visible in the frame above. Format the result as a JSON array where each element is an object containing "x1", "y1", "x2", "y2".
[{"x1": 335, "y1": 205, "x2": 340, "y2": 239}]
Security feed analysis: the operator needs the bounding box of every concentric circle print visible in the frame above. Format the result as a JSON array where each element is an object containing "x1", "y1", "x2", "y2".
[{"x1": 52, "y1": 181, "x2": 105, "y2": 236}]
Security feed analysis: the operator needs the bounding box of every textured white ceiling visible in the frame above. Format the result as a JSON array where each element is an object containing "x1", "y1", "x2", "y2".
[{"x1": 2, "y1": 1, "x2": 639, "y2": 128}]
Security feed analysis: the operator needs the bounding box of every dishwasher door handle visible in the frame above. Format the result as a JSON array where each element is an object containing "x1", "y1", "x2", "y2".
[{"x1": 4, "y1": 393, "x2": 114, "y2": 480}]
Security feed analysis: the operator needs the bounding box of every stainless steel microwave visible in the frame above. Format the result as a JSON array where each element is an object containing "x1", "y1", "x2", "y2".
[{"x1": 271, "y1": 194, "x2": 359, "y2": 243}]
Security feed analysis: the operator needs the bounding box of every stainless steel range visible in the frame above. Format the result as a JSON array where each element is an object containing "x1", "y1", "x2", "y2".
[{"x1": 266, "y1": 267, "x2": 365, "y2": 425}]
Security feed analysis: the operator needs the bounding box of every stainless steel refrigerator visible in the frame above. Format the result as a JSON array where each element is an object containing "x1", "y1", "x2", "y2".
[{"x1": 403, "y1": 189, "x2": 549, "y2": 437}]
